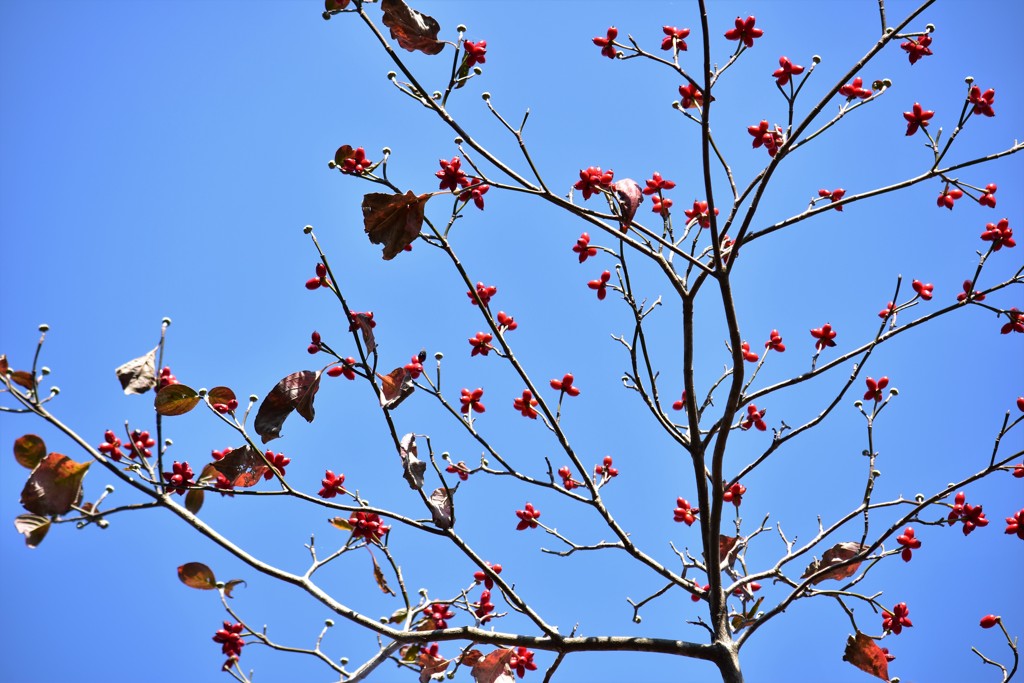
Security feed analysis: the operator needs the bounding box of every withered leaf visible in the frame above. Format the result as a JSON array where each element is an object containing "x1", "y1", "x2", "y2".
[
  {"x1": 802, "y1": 542, "x2": 867, "y2": 585},
  {"x1": 20, "y1": 453, "x2": 90, "y2": 516},
  {"x1": 210, "y1": 446, "x2": 269, "y2": 488},
  {"x1": 377, "y1": 367, "x2": 415, "y2": 410},
  {"x1": 369, "y1": 550, "x2": 396, "y2": 596},
  {"x1": 362, "y1": 191, "x2": 432, "y2": 260},
  {"x1": 0, "y1": 354, "x2": 8, "y2": 374},
  {"x1": 350, "y1": 312, "x2": 377, "y2": 353},
  {"x1": 380, "y1": 0, "x2": 444, "y2": 55},
  {"x1": 719, "y1": 534, "x2": 739, "y2": 565},
  {"x1": 224, "y1": 579, "x2": 246, "y2": 598},
  {"x1": 154, "y1": 383, "x2": 200, "y2": 416},
  {"x1": 13, "y1": 514, "x2": 51, "y2": 548},
  {"x1": 428, "y1": 487, "x2": 453, "y2": 529},
  {"x1": 11, "y1": 370, "x2": 34, "y2": 390},
  {"x1": 466, "y1": 648, "x2": 516, "y2": 683},
  {"x1": 334, "y1": 144, "x2": 355, "y2": 167},
  {"x1": 254, "y1": 370, "x2": 320, "y2": 442},
  {"x1": 115, "y1": 346, "x2": 158, "y2": 395},
  {"x1": 14, "y1": 434, "x2": 46, "y2": 470},
  {"x1": 842, "y1": 632, "x2": 890, "y2": 681},
  {"x1": 177, "y1": 562, "x2": 217, "y2": 590},
  {"x1": 399, "y1": 433, "x2": 426, "y2": 490},
  {"x1": 613, "y1": 178, "x2": 643, "y2": 230}
]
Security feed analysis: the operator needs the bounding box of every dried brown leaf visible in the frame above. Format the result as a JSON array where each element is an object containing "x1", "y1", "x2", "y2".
[
  {"x1": 210, "y1": 446, "x2": 269, "y2": 488},
  {"x1": 802, "y1": 542, "x2": 867, "y2": 585},
  {"x1": 13, "y1": 514, "x2": 51, "y2": 548},
  {"x1": 362, "y1": 191, "x2": 431, "y2": 260},
  {"x1": 115, "y1": 347, "x2": 158, "y2": 395},
  {"x1": 842, "y1": 632, "x2": 890, "y2": 681},
  {"x1": 369, "y1": 551, "x2": 396, "y2": 596},
  {"x1": 614, "y1": 178, "x2": 643, "y2": 230},
  {"x1": 399, "y1": 433, "x2": 426, "y2": 490},
  {"x1": 428, "y1": 487, "x2": 453, "y2": 529},
  {"x1": 20, "y1": 453, "x2": 90, "y2": 516},
  {"x1": 377, "y1": 367, "x2": 415, "y2": 410},
  {"x1": 11, "y1": 370, "x2": 34, "y2": 390},
  {"x1": 254, "y1": 370, "x2": 320, "y2": 442},
  {"x1": 466, "y1": 648, "x2": 515, "y2": 683},
  {"x1": 350, "y1": 312, "x2": 377, "y2": 353},
  {"x1": 380, "y1": 0, "x2": 444, "y2": 55}
]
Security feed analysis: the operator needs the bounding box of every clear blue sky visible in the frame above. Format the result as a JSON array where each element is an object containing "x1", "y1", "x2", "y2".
[{"x1": 1, "y1": 1, "x2": 1022, "y2": 682}]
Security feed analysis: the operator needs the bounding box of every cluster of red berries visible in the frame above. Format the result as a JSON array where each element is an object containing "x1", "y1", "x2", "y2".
[
  {"x1": 882, "y1": 602, "x2": 913, "y2": 635},
  {"x1": 550, "y1": 373, "x2": 580, "y2": 396},
  {"x1": 691, "y1": 581, "x2": 711, "y2": 602},
  {"x1": 515, "y1": 503, "x2": 541, "y2": 530},
  {"x1": 1006, "y1": 509, "x2": 1024, "y2": 540},
  {"x1": 724, "y1": 16, "x2": 763, "y2": 48},
  {"x1": 513, "y1": 390, "x2": 538, "y2": 419},
  {"x1": 462, "y1": 40, "x2": 487, "y2": 68},
  {"x1": 773, "y1": 56, "x2": 804, "y2": 87},
  {"x1": 163, "y1": 461, "x2": 195, "y2": 495},
  {"x1": 592, "y1": 28, "x2": 618, "y2": 59},
  {"x1": 497, "y1": 311, "x2": 517, "y2": 331},
  {"x1": 436, "y1": 157, "x2": 490, "y2": 208},
  {"x1": 339, "y1": 147, "x2": 372, "y2": 175},
  {"x1": 98, "y1": 430, "x2": 126, "y2": 461},
  {"x1": 474, "y1": 590, "x2": 495, "y2": 623},
  {"x1": 264, "y1": 451, "x2": 290, "y2": 480},
  {"x1": 349, "y1": 511, "x2": 390, "y2": 544},
  {"x1": 674, "y1": 497, "x2": 698, "y2": 526},
  {"x1": 588, "y1": 270, "x2": 611, "y2": 300},
  {"x1": 212, "y1": 398, "x2": 238, "y2": 414},
  {"x1": 948, "y1": 491, "x2": 989, "y2": 535},
  {"x1": 969, "y1": 85, "x2": 996, "y2": 117},
  {"x1": 740, "y1": 341, "x2": 759, "y2": 363},
  {"x1": 912, "y1": 280, "x2": 934, "y2": 300},
  {"x1": 723, "y1": 482, "x2": 747, "y2": 506},
  {"x1": 212, "y1": 621, "x2": 245, "y2": 671},
  {"x1": 643, "y1": 172, "x2": 676, "y2": 215},
  {"x1": 212, "y1": 447, "x2": 233, "y2": 461},
  {"x1": 900, "y1": 34, "x2": 933, "y2": 64},
  {"x1": 574, "y1": 166, "x2": 615, "y2": 200},
  {"x1": 158, "y1": 366, "x2": 178, "y2": 389},
  {"x1": 572, "y1": 233, "x2": 597, "y2": 263},
  {"x1": 318, "y1": 470, "x2": 346, "y2": 498},
  {"x1": 765, "y1": 329, "x2": 785, "y2": 352},
  {"x1": 423, "y1": 602, "x2": 455, "y2": 630},
  {"x1": 307, "y1": 330, "x2": 322, "y2": 354},
  {"x1": 326, "y1": 357, "x2": 358, "y2": 380},
  {"x1": 981, "y1": 218, "x2": 1014, "y2": 251},
  {"x1": 557, "y1": 466, "x2": 580, "y2": 491},
  {"x1": 509, "y1": 647, "x2": 537, "y2": 678},
  {"x1": 126, "y1": 429, "x2": 156, "y2": 459},
  {"x1": 839, "y1": 77, "x2": 872, "y2": 100},
  {"x1": 732, "y1": 581, "x2": 762, "y2": 599},
  {"x1": 662, "y1": 26, "x2": 690, "y2": 51},
  {"x1": 979, "y1": 183, "x2": 998, "y2": 208},
  {"x1": 473, "y1": 562, "x2": 503, "y2": 589},
  {"x1": 937, "y1": 185, "x2": 963, "y2": 210},
  {"x1": 811, "y1": 323, "x2": 837, "y2": 351},
  {"x1": 818, "y1": 188, "x2": 845, "y2": 211},
  {"x1": 445, "y1": 461, "x2": 471, "y2": 481},
  {"x1": 957, "y1": 280, "x2": 986, "y2": 303},
  {"x1": 348, "y1": 310, "x2": 376, "y2": 332},
  {"x1": 593, "y1": 455, "x2": 618, "y2": 480},
  {"x1": 741, "y1": 405, "x2": 766, "y2": 432},
  {"x1": 403, "y1": 352, "x2": 425, "y2": 380},
  {"x1": 903, "y1": 103, "x2": 934, "y2": 136},
  {"x1": 672, "y1": 390, "x2": 688, "y2": 411},
  {"x1": 684, "y1": 200, "x2": 719, "y2": 227},
  {"x1": 863, "y1": 376, "x2": 889, "y2": 402},
  {"x1": 896, "y1": 526, "x2": 922, "y2": 562},
  {"x1": 748, "y1": 120, "x2": 784, "y2": 157},
  {"x1": 1002, "y1": 308, "x2": 1023, "y2": 335},
  {"x1": 981, "y1": 614, "x2": 1001, "y2": 629},
  {"x1": 460, "y1": 388, "x2": 486, "y2": 414},
  {"x1": 468, "y1": 282, "x2": 497, "y2": 307},
  {"x1": 469, "y1": 332, "x2": 493, "y2": 357},
  {"x1": 305, "y1": 263, "x2": 329, "y2": 290},
  {"x1": 677, "y1": 82, "x2": 708, "y2": 109}
]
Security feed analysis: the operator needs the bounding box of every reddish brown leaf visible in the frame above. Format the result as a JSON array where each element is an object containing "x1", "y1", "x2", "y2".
[
  {"x1": 466, "y1": 648, "x2": 515, "y2": 683},
  {"x1": 20, "y1": 453, "x2": 90, "y2": 516},
  {"x1": 719, "y1": 534, "x2": 739, "y2": 565},
  {"x1": 254, "y1": 370, "x2": 320, "y2": 442},
  {"x1": 428, "y1": 487, "x2": 453, "y2": 529},
  {"x1": 380, "y1": 0, "x2": 444, "y2": 55},
  {"x1": 802, "y1": 542, "x2": 867, "y2": 584},
  {"x1": 177, "y1": 562, "x2": 217, "y2": 590},
  {"x1": 325, "y1": 0, "x2": 351, "y2": 12},
  {"x1": 334, "y1": 144, "x2": 355, "y2": 167},
  {"x1": 400, "y1": 433, "x2": 426, "y2": 490},
  {"x1": 11, "y1": 370, "x2": 34, "y2": 390},
  {"x1": 843, "y1": 632, "x2": 890, "y2": 681},
  {"x1": 210, "y1": 446, "x2": 269, "y2": 488},
  {"x1": 0, "y1": 354, "x2": 8, "y2": 374},
  {"x1": 362, "y1": 191, "x2": 432, "y2": 260},
  {"x1": 115, "y1": 346, "x2": 158, "y2": 395},
  {"x1": 416, "y1": 645, "x2": 450, "y2": 683},
  {"x1": 14, "y1": 434, "x2": 46, "y2": 470},
  {"x1": 350, "y1": 312, "x2": 377, "y2": 353},
  {"x1": 377, "y1": 367, "x2": 415, "y2": 409},
  {"x1": 184, "y1": 487, "x2": 205, "y2": 514},
  {"x1": 614, "y1": 178, "x2": 643, "y2": 230},
  {"x1": 13, "y1": 514, "x2": 51, "y2": 548},
  {"x1": 223, "y1": 579, "x2": 246, "y2": 598},
  {"x1": 154, "y1": 383, "x2": 200, "y2": 416},
  {"x1": 207, "y1": 386, "x2": 236, "y2": 406},
  {"x1": 369, "y1": 550, "x2": 396, "y2": 596}
]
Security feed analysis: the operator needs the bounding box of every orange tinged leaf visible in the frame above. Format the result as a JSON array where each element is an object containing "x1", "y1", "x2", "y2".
[
  {"x1": 802, "y1": 542, "x2": 866, "y2": 584},
  {"x1": 20, "y1": 453, "x2": 90, "y2": 516},
  {"x1": 380, "y1": 0, "x2": 444, "y2": 56},
  {"x1": 154, "y1": 383, "x2": 200, "y2": 416},
  {"x1": 177, "y1": 562, "x2": 217, "y2": 590},
  {"x1": 842, "y1": 632, "x2": 890, "y2": 681},
  {"x1": 14, "y1": 434, "x2": 46, "y2": 469}
]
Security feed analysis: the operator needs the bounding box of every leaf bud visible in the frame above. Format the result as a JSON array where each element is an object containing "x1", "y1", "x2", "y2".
[
  {"x1": 387, "y1": 71, "x2": 397, "y2": 80},
  {"x1": 97, "y1": 519, "x2": 109, "y2": 529},
  {"x1": 322, "y1": 11, "x2": 331, "y2": 20},
  {"x1": 472, "y1": 67, "x2": 482, "y2": 75},
  {"x1": 303, "y1": 224, "x2": 314, "y2": 234},
  {"x1": 481, "y1": 92, "x2": 491, "y2": 100},
  {"x1": 198, "y1": 388, "x2": 207, "y2": 397},
  {"x1": 162, "y1": 317, "x2": 173, "y2": 326},
  {"x1": 105, "y1": 484, "x2": 115, "y2": 493},
  {"x1": 434, "y1": 351, "x2": 444, "y2": 360},
  {"x1": 40, "y1": 367, "x2": 50, "y2": 375},
  {"x1": 164, "y1": 438, "x2": 173, "y2": 446},
  {"x1": 882, "y1": 79, "x2": 892, "y2": 88},
  {"x1": 453, "y1": 137, "x2": 463, "y2": 144},
  {"x1": 431, "y1": 91, "x2": 441, "y2": 100},
  {"x1": 340, "y1": 658, "x2": 349, "y2": 665},
  {"x1": 889, "y1": 387, "x2": 899, "y2": 396},
  {"x1": 633, "y1": 615, "x2": 642, "y2": 623},
  {"x1": 872, "y1": 469, "x2": 882, "y2": 477},
  {"x1": 50, "y1": 386, "x2": 60, "y2": 395},
  {"x1": 457, "y1": 24, "x2": 467, "y2": 33},
  {"x1": 38, "y1": 323, "x2": 50, "y2": 332},
  {"x1": 925, "y1": 24, "x2": 935, "y2": 32},
  {"x1": 915, "y1": 493, "x2": 925, "y2": 503},
  {"x1": 324, "y1": 619, "x2": 335, "y2": 627},
  {"x1": 328, "y1": 160, "x2": 337, "y2": 169},
  {"x1": 381, "y1": 146, "x2": 391, "y2": 156},
  {"x1": 249, "y1": 394, "x2": 259, "y2": 403},
  {"x1": 854, "y1": 400, "x2": 863, "y2": 408},
  {"x1": 812, "y1": 55, "x2": 821, "y2": 64},
  {"x1": 965, "y1": 76, "x2": 974, "y2": 84}
]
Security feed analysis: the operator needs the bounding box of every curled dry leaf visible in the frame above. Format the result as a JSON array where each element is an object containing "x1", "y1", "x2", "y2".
[
  {"x1": 428, "y1": 487, "x2": 454, "y2": 529},
  {"x1": 350, "y1": 313, "x2": 377, "y2": 353},
  {"x1": 13, "y1": 514, "x2": 51, "y2": 548},
  {"x1": 802, "y1": 541, "x2": 867, "y2": 584},
  {"x1": 378, "y1": 367, "x2": 415, "y2": 410},
  {"x1": 211, "y1": 446, "x2": 269, "y2": 488},
  {"x1": 399, "y1": 433, "x2": 426, "y2": 490},
  {"x1": 254, "y1": 370, "x2": 321, "y2": 442},
  {"x1": 20, "y1": 453, "x2": 90, "y2": 516},
  {"x1": 613, "y1": 178, "x2": 643, "y2": 231},
  {"x1": 362, "y1": 191, "x2": 432, "y2": 260},
  {"x1": 154, "y1": 383, "x2": 200, "y2": 416},
  {"x1": 0, "y1": 353, "x2": 8, "y2": 374},
  {"x1": 719, "y1": 534, "x2": 739, "y2": 565},
  {"x1": 14, "y1": 434, "x2": 46, "y2": 470},
  {"x1": 465, "y1": 648, "x2": 516, "y2": 683},
  {"x1": 115, "y1": 346, "x2": 158, "y2": 395},
  {"x1": 177, "y1": 561, "x2": 217, "y2": 590},
  {"x1": 223, "y1": 579, "x2": 246, "y2": 599},
  {"x1": 842, "y1": 632, "x2": 890, "y2": 681},
  {"x1": 380, "y1": 0, "x2": 445, "y2": 55},
  {"x1": 369, "y1": 550, "x2": 396, "y2": 596}
]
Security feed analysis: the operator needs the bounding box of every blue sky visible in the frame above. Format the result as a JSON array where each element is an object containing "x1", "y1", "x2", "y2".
[{"x1": 1, "y1": 1, "x2": 1022, "y2": 682}]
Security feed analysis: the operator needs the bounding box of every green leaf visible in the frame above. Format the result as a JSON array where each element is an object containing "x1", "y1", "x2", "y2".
[
  {"x1": 14, "y1": 434, "x2": 46, "y2": 469},
  {"x1": 13, "y1": 514, "x2": 51, "y2": 548},
  {"x1": 177, "y1": 562, "x2": 217, "y2": 590},
  {"x1": 155, "y1": 383, "x2": 200, "y2": 416},
  {"x1": 20, "y1": 453, "x2": 91, "y2": 516}
]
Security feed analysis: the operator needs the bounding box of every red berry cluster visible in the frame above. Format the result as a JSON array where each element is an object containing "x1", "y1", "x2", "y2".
[
  {"x1": 691, "y1": 581, "x2": 710, "y2": 602},
  {"x1": 469, "y1": 331, "x2": 493, "y2": 357},
  {"x1": 509, "y1": 647, "x2": 537, "y2": 678},
  {"x1": 588, "y1": 270, "x2": 611, "y2": 300},
  {"x1": 882, "y1": 602, "x2": 913, "y2": 635},
  {"x1": 497, "y1": 311, "x2": 518, "y2": 331},
  {"x1": 903, "y1": 103, "x2": 934, "y2": 136},
  {"x1": 98, "y1": 430, "x2": 126, "y2": 461},
  {"x1": 436, "y1": 157, "x2": 467, "y2": 191},
  {"x1": 643, "y1": 172, "x2": 676, "y2": 216},
  {"x1": 732, "y1": 581, "x2": 762, "y2": 599},
  {"x1": 339, "y1": 147, "x2": 372, "y2": 174},
  {"x1": 305, "y1": 263, "x2": 329, "y2": 290},
  {"x1": 896, "y1": 526, "x2": 921, "y2": 562},
  {"x1": 462, "y1": 40, "x2": 487, "y2": 68},
  {"x1": 212, "y1": 621, "x2": 245, "y2": 670},
  {"x1": 445, "y1": 461, "x2": 471, "y2": 481},
  {"x1": 818, "y1": 188, "x2": 845, "y2": 211},
  {"x1": 1002, "y1": 308, "x2": 1023, "y2": 335},
  {"x1": 474, "y1": 590, "x2": 495, "y2": 623},
  {"x1": 723, "y1": 482, "x2": 747, "y2": 506},
  {"x1": 592, "y1": 27, "x2": 618, "y2": 59},
  {"x1": 572, "y1": 233, "x2": 597, "y2": 263},
  {"x1": 515, "y1": 503, "x2": 541, "y2": 530},
  {"x1": 773, "y1": 56, "x2": 804, "y2": 86},
  {"x1": 574, "y1": 166, "x2": 615, "y2": 200},
  {"x1": 678, "y1": 82, "x2": 709, "y2": 109},
  {"x1": 724, "y1": 16, "x2": 763, "y2": 48},
  {"x1": 212, "y1": 398, "x2": 238, "y2": 414},
  {"x1": 318, "y1": 470, "x2": 346, "y2": 498},
  {"x1": 912, "y1": 280, "x2": 934, "y2": 300},
  {"x1": 327, "y1": 357, "x2": 358, "y2": 380},
  {"x1": 863, "y1": 376, "x2": 889, "y2": 402},
  {"x1": 459, "y1": 180, "x2": 490, "y2": 210},
  {"x1": 593, "y1": 455, "x2": 618, "y2": 480},
  {"x1": 839, "y1": 77, "x2": 872, "y2": 100},
  {"x1": 468, "y1": 282, "x2": 497, "y2": 307},
  {"x1": 349, "y1": 511, "x2": 390, "y2": 544},
  {"x1": 126, "y1": 429, "x2": 156, "y2": 459},
  {"x1": 307, "y1": 330, "x2": 322, "y2": 354},
  {"x1": 513, "y1": 390, "x2": 538, "y2": 419},
  {"x1": 672, "y1": 390, "x2": 688, "y2": 411},
  {"x1": 764, "y1": 329, "x2": 786, "y2": 352},
  {"x1": 163, "y1": 461, "x2": 195, "y2": 495},
  {"x1": 158, "y1": 366, "x2": 178, "y2": 389},
  {"x1": 423, "y1": 602, "x2": 455, "y2": 630},
  {"x1": 473, "y1": 562, "x2": 503, "y2": 589},
  {"x1": 748, "y1": 120, "x2": 784, "y2": 157},
  {"x1": 460, "y1": 388, "x2": 486, "y2": 414},
  {"x1": 558, "y1": 466, "x2": 580, "y2": 491},
  {"x1": 900, "y1": 34, "x2": 933, "y2": 64},
  {"x1": 979, "y1": 183, "x2": 998, "y2": 208},
  {"x1": 878, "y1": 301, "x2": 895, "y2": 319},
  {"x1": 212, "y1": 447, "x2": 233, "y2": 461},
  {"x1": 740, "y1": 341, "x2": 759, "y2": 363},
  {"x1": 263, "y1": 450, "x2": 290, "y2": 480},
  {"x1": 214, "y1": 472, "x2": 235, "y2": 496},
  {"x1": 674, "y1": 497, "x2": 698, "y2": 526},
  {"x1": 741, "y1": 405, "x2": 766, "y2": 431},
  {"x1": 550, "y1": 373, "x2": 580, "y2": 396},
  {"x1": 810, "y1": 323, "x2": 837, "y2": 351},
  {"x1": 1006, "y1": 509, "x2": 1024, "y2": 540},
  {"x1": 661, "y1": 26, "x2": 690, "y2": 51},
  {"x1": 981, "y1": 218, "x2": 1014, "y2": 251},
  {"x1": 948, "y1": 491, "x2": 989, "y2": 535},
  {"x1": 684, "y1": 200, "x2": 719, "y2": 227},
  {"x1": 969, "y1": 85, "x2": 996, "y2": 117},
  {"x1": 348, "y1": 310, "x2": 376, "y2": 332},
  {"x1": 937, "y1": 185, "x2": 963, "y2": 210}
]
